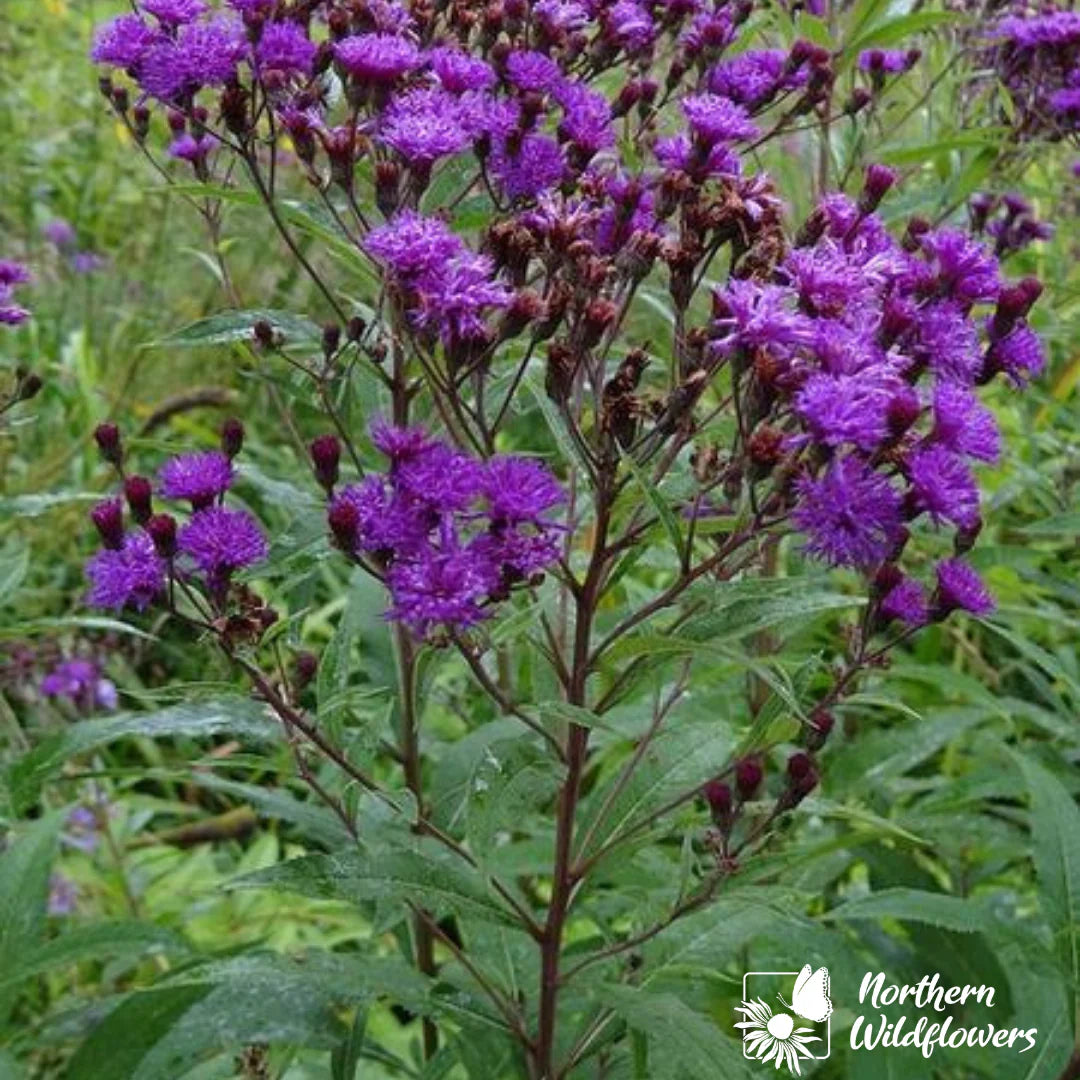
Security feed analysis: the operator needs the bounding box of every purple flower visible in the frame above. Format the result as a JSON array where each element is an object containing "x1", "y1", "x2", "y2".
[
  {"x1": 86, "y1": 530, "x2": 166, "y2": 611},
  {"x1": 795, "y1": 370, "x2": 903, "y2": 452},
  {"x1": 255, "y1": 20, "x2": 318, "y2": 78},
  {"x1": 334, "y1": 34, "x2": 421, "y2": 85},
  {"x1": 70, "y1": 252, "x2": 107, "y2": 275},
  {"x1": 388, "y1": 544, "x2": 498, "y2": 636},
  {"x1": 0, "y1": 261, "x2": 31, "y2": 287},
  {"x1": 48, "y1": 874, "x2": 79, "y2": 917},
  {"x1": 158, "y1": 450, "x2": 234, "y2": 507},
  {"x1": 857, "y1": 48, "x2": 917, "y2": 74},
  {"x1": 140, "y1": 0, "x2": 206, "y2": 25},
  {"x1": 907, "y1": 446, "x2": 980, "y2": 530},
  {"x1": 412, "y1": 253, "x2": 513, "y2": 344},
  {"x1": 43, "y1": 219, "x2": 77, "y2": 248},
  {"x1": 930, "y1": 382, "x2": 1000, "y2": 462},
  {"x1": 471, "y1": 527, "x2": 561, "y2": 578},
  {"x1": 330, "y1": 478, "x2": 426, "y2": 557},
  {"x1": 556, "y1": 82, "x2": 615, "y2": 155},
  {"x1": 986, "y1": 322, "x2": 1045, "y2": 385},
  {"x1": 178, "y1": 506, "x2": 268, "y2": 576},
  {"x1": 484, "y1": 456, "x2": 564, "y2": 524},
  {"x1": 490, "y1": 133, "x2": 566, "y2": 201},
  {"x1": 606, "y1": 1, "x2": 654, "y2": 51},
  {"x1": 41, "y1": 659, "x2": 116, "y2": 711},
  {"x1": 935, "y1": 558, "x2": 994, "y2": 616},
  {"x1": 380, "y1": 89, "x2": 470, "y2": 166},
  {"x1": 227, "y1": 0, "x2": 275, "y2": 13},
  {"x1": 169, "y1": 134, "x2": 215, "y2": 163},
  {"x1": 371, "y1": 419, "x2": 435, "y2": 464},
  {"x1": 920, "y1": 229, "x2": 1001, "y2": 306},
  {"x1": 707, "y1": 49, "x2": 802, "y2": 105},
  {"x1": 654, "y1": 134, "x2": 741, "y2": 178},
  {"x1": 880, "y1": 576, "x2": 928, "y2": 626},
  {"x1": 506, "y1": 50, "x2": 563, "y2": 93},
  {"x1": 534, "y1": 0, "x2": 590, "y2": 35},
  {"x1": 63, "y1": 807, "x2": 102, "y2": 853},
  {"x1": 428, "y1": 47, "x2": 495, "y2": 93},
  {"x1": 140, "y1": 16, "x2": 246, "y2": 101},
  {"x1": 682, "y1": 94, "x2": 760, "y2": 145},
  {"x1": 711, "y1": 280, "x2": 816, "y2": 358},
  {"x1": 912, "y1": 302, "x2": 983, "y2": 383},
  {"x1": 91, "y1": 13, "x2": 162, "y2": 70},
  {"x1": 395, "y1": 441, "x2": 487, "y2": 513},
  {"x1": 794, "y1": 457, "x2": 903, "y2": 569},
  {"x1": 365, "y1": 211, "x2": 463, "y2": 283}
]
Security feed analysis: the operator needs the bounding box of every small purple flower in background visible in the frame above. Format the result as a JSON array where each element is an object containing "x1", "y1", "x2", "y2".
[
  {"x1": 86, "y1": 531, "x2": 166, "y2": 611},
  {"x1": 48, "y1": 874, "x2": 79, "y2": 917},
  {"x1": 41, "y1": 658, "x2": 117, "y2": 713},
  {"x1": 483, "y1": 457, "x2": 565, "y2": 525},
  {"x1": 140, "y1": 0, "x2": 206, "y2": 26},
  {"x1": 71, "y1": 252, "x2": 107, "y2": 275},
  {"x1": 0, "y1": 259, "x2": 31, "y2": 326},
  {"x1": 43, "y1": 219, "x2": 77, "y2": 248},
  {"x1": 935, "y1": 558, "x2": 994, "y2": 617},
  {"x1": 169, "y1": 134, "x2": 215, "y2": 164},
  {"x1": 158, "y1": 450, "x2": 234, "y2": 508},
  {"x1": 63, "y1": 806, "x2": 102, "y2": 853}
]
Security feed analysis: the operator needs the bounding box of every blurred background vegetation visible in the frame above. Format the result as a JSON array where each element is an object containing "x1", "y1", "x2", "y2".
[{"x1": 4, "y1": 0, "x2": 1080, "y2": 1077}]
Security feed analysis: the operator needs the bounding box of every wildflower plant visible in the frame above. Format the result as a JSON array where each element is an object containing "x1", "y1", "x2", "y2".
[{"x1": 30, "y1": 0, "x2": 1063, "y2": 1073}]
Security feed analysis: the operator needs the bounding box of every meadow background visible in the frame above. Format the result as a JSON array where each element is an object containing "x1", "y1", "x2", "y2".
[{"x1": 4, "y1": 0, "x2": 1080, "y2": 1078}]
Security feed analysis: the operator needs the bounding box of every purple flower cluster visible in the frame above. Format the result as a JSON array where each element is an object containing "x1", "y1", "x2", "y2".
[
  {"x1": 970, "y1": 192, "x2": 1053, "y2": 256},
  {"x1": 711, "y1": 170, "x2": 1044, "y2": 622},
  {"x1": 987, "y1": 7, "x2": 1080, "y2": 140},
  {"x1": 85, "y1": 423, "x2": 266, "y2": 611},
  {"x1": 326, "y1": 423, "x2": 563, "y2": 637}
]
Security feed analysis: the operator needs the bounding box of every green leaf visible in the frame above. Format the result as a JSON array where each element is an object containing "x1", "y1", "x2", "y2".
[
  {"x1": 229, "y1": 847, "x2": 522, "y2": 927},
  {"x1": 6, "y1": 699, "x2": 276, "y2": 815},
  {"x1": 0, "y1": 543, "x2": 28, "y2": 607},
  {"x1": 0, "y1": 922, "x2": 193, "y2": 993},
  {"x1": 331, "y1": 1008, "x2": 368, "y2": 1080},
  {"x1": 622, "y1": 453, "x2": 684, "y2": 566},
  {"x1": 0, "y1": 492, "x2": 99, "y2": 519},
  {"x1": 0, "y1": 814, "x2": 62, "y2": 1023},
  {"x1": 844, "y1": 10, "x2": 962, "y2": 57},
  {"x1": 1014, "y1": 752, "x2": 1080, "y2": 1025},
  {"x1": 525, "y1": 376, "x2": 594, "y2": 482},
  {"x1": 601, "y1": 985, "x2": 755, "y2": 1080},
  {"x1": 153, "y1": 309, "x2": 322, "y2": 349},
  {"x1": 822, "y1": 888, "x2": 988, "y2": 933}
]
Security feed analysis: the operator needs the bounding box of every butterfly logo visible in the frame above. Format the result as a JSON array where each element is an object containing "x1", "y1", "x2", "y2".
[
  {"x1": 737, "y1": 965, "x2": 832, "y2": 1074},
  {"x1": 780, "y1": 964, "x2": 833, "y2": 1023}
]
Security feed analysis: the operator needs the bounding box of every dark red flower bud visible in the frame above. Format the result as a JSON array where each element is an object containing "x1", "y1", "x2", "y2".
[
  {"x1": 734, "y1": 758, "x2": 763, "y2": 800},
  {"x1": 787, "y1": 751, "x2": 813, "y2": 783},
  {"x1": 322, "y1": 323, "x2": 342, "y2": 358},
  {"x1": 886, "y1": 386, "x2": 921, "y2": 438},
  {"x1": 123, "y1": 475, "x2": 153, "y2": 524},
  {"x1": 252, "y1": 320, "x2": 276, "y2": 348},
  {"x1": 806, "y1": 709, "x2": 834, "y2": 751},
  {"x1": 293, "y1": 650, "x2": 318, "y2": 690},
  {"x1": 902, "y1": 216, "x2": 930, "y2": 253},
  {"x1": 132, "y1": 104, "x2": 151, "y2": 142},
  {"x1": 581, "y1": 298, "x2": 618, "y2": 350},
  {"x1": 220, "y1": 418, "x2": 244, "y2": 459},
  {"x1": 310, "y1": 434, "x2": 341, "y2": 494},
  {"x1": 859, "y1": 163, "x2": 897, "y2": 213},
  {"x1": 93, "y1": 422, "x2": 123, "y2": 467},
  {"x1": 146, "y1": 513, "x2": 178, "y2": 558},
  {"x1": 844, "y1": 88, "x2": 872, "y2": 115},
  {"x1": 91, "y1": 499, "x2": 125, "y2": 549},
  {"x1": 347, "y1": 315, "x2": 367, "y2": 342},
  {"x1": 953, "y1": 516, "x2": 982, "y2": 555},
  {"x1": 17, "y1": 372, "x2": 43, "y2": 401},
  {"x1": 703, "y1": 779, "x2": 732, "y2": 815},
  {"x1": 167, "y1": 109, "x2": 186, "y2": 134},
  {"x1": 328, "y1": 497, "x2": 359, "y2": 551}
]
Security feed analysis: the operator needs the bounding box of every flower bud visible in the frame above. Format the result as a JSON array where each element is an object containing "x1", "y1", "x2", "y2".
[
  {"x1": 347, "y1": 315, "x2": 367, "y2": 342},
  {"x1": 806, "y1": 709, "x2": 834, "y2": 752},
  {"x1": 704, "y1": 781, "x2": 730, "y2": 812},
  {"x1": 91, "y1": 499, "x2": 125, "y2": 550},
  {"x1": 132, "y1": 104, "x2": 151, "y2": 143},
  {"x1": 859, "y1": 163, "x2": 897, "y2": 213},
  {"x1": 327, "y1": 497, "x2": 359, "y2": 551},
  {"x1": 886, "y1": 386, "x2": 921, "y2": 438},
  {"x1": 17, "y1": 372, "x2": 43, "y2": 401},
  {"x1": 322, "y1": 323, "x2": 342, "y2": 358},
  {"x1": 252, "y1": 320, "x2": 276, "y2": 348},
  {"x1": 953, "y1": 516, "x2": 982, "y2": 555},
  {"x1": 310, "y1": 434, "x2": 341, "y2": 494},
  {"x1": 293, "y1": 650, "x2": 318, "y2": 690},
  {"x1": 581, "y1": 298, "x2": 618, "y2": 350},
  {"x1": 93, "y1": 422, "x2": 123, "y2": 467},
  {"x1": 902, "y1": 216, "x2": 930, "y2": 253},
  {"x1": 734, "y1": 758, "x2": 763, "y2": 800},
  {"x1": 146, "y1": 513, "x2": 178, "y2": 558},
  {"x1": 123, "y1": 475, "x2": 153, "y2": 525},
  {"x1": 221, "y1": 418, "x2": 245, "y2": 459}
]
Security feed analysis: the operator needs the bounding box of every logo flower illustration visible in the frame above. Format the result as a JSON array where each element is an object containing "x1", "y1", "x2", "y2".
[{"x1": 737, "y1": 965, "x2": 832, "y2": 1074}]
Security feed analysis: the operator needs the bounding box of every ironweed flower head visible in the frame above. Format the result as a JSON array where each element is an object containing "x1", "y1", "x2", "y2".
[
  {"x1": 177, "y1": 506, "x2": 268, "y2": 577},
  {"x1": 86, "y1": 530, "x2": 166, "y2": 611},
  {"x1": 158, "y1": 450, "x2": 234, "y2": 508}
]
